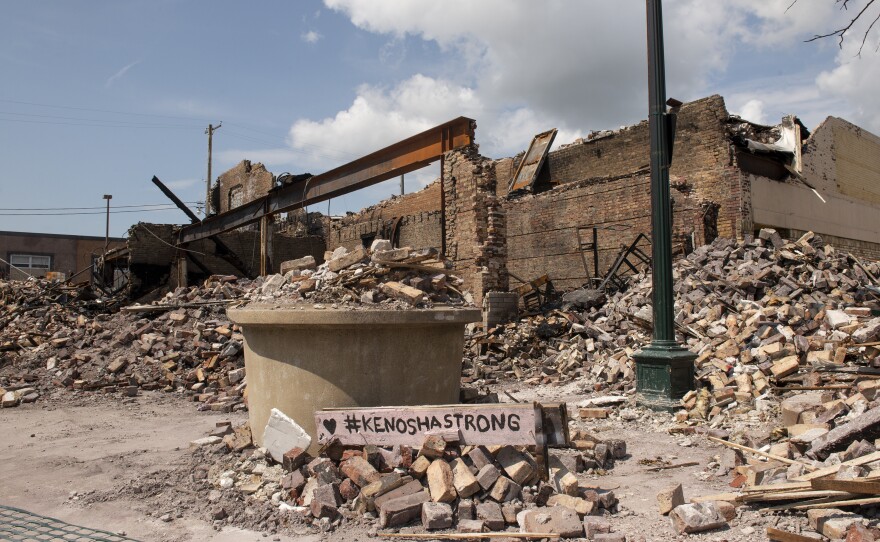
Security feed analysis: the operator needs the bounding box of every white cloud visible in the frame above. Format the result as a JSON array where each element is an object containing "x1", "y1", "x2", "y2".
[
  {"x1": 212, "y1": 0, "x2": 878, "y2": 215},
  {"x1": 815, "y1": 17, "x2": 880, "y2": 133},
  {"x1": 735, "y1": 99, "x2": 768, "y2": 124},
  {"x1": 287, "y1": 75, "x2": 482, "y2": 167},
  {"x1": 301, "y1": 30, "x2": 322, "y2": 44},
  {"x1": 105, "y1": 60, "x2": 141, "y2": 88}
]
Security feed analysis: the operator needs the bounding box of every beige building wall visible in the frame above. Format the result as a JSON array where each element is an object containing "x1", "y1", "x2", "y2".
[{"x1": 750, "y1": 116, "x2": 880, "y2": 260}]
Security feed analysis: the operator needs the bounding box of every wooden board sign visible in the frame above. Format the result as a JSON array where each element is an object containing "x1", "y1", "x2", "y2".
[{"x1": 314, "y1": 403, "x2": 542, "y2": 447}]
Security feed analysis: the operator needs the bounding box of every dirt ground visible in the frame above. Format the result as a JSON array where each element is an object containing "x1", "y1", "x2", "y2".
[
  {"x1": 0, "y1": 390, "x2": 317, "y2": 542},
  {"x1": 1, "y1": 383, "x2": 816, "y2": 541}
]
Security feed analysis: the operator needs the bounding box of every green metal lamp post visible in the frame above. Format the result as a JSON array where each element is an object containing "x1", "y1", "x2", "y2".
[{"x1": 632, "y1": 0, "x2": 696, "y2": 410}]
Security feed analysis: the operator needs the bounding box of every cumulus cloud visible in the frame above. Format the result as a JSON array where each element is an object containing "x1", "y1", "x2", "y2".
[
  {"x1": 815, "y1": 16, "x2": 880, "y2": 133},
  {"x1": 736, "y1": 99, "x2": 768, "y2": 124},
  {"x1": 301, "y1": 30, "x2": 322, "y2": 44},
  {"x1": 224, "y1": 0, "x2": 878, "y2": 213},
  {"x1": 287, "y1": 75, "x2": 482, "y2": 167}
]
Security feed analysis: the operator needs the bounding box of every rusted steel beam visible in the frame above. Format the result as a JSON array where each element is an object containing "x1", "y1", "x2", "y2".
[{"x1": 179, "y1": 117, "x2": 475, "y2": 244}]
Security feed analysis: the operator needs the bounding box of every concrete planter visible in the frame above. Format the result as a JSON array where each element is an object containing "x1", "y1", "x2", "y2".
[{"x1": 228, "y1": 306, "x2": 480, "y2": 451}]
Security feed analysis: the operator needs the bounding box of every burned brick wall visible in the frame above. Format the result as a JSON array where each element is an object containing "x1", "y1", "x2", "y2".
[
  {"x1": 326, "y1": 182, "x2": 443, "y2": 252},
  {"x1": 496, "y1": 95, "x2": 750, "y2": 243},
  {"x1": 489, "y1": 95, "x2": 751, "y2": 291},
  {"x1": 443, "y1": 146, "x2": 508, "y2": 305},
  {"x1": 216, "y1": 160, "x2": 275, "y2": 214},
  {"x1": 502, "y1": 171, "x2": 706, "y2": 291}
]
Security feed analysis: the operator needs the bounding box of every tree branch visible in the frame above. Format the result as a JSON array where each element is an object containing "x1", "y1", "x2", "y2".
[{"x1": 804, "y1": 0, "x2": 878, "y2": 56}]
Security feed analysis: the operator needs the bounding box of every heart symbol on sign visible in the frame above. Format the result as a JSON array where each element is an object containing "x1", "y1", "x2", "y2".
[{"x1": 323, "y1": 419, "x2": 337, "y2": 435}]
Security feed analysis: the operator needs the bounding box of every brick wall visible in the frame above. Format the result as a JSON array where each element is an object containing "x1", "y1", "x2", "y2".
[
  {"x1": 502, "y1": 171, "x2": 712, "y2": 291},
  {"x1": 326, "y1": 181, "x2": 443, "y2": 252},
  {"x1": 216, "y1": 160, "x2": 275, "y2": 214},
  {"x1": 476, "y1": 95, "x2": 748, "y2": 292},
  {"x1": 496, "y1": 95, "x2": 749, "y2": 242},
  {"x1": 443, "y1": 145, "x2": 508, "y2": 304}
]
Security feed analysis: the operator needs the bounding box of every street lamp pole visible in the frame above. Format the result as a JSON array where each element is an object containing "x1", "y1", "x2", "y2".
[
  {"x1": 103, "y1": 194, "x2": 112, "y2": 250},
  {"x1": 632, "y1": 0, "x2": 695, "y2": 410}
]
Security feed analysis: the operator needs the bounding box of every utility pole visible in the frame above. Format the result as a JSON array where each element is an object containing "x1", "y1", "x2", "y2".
[
  {"x1": 103, "y1": 194, "x2": 112, "y2": 250},
  {"x1": 400, "y1": 174, "x2": 404, "y2": 195},
  {"x1": 632, "y1": 0, "x2": 695, "y2": 411},
  {"x1": 205, "y1": 122, "x2": 222, "y2": 217}
]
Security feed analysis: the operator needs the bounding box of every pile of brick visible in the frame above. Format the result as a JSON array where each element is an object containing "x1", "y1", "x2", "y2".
[
  {"x1": 1, "y1": 239, "x2": 470, "y2": 408},
  {"x1": 0, "y1": 276, "x2": 249, "y2": 410},
  {"x1": 192, "y1": 422, "x2": 626, "y2": 539},
  {"x1": 465, "y1": 230, "x2": 880, "y2": 424},
  {"x1": 248, "y1": 239, "x2": 468, "y2": 308}
]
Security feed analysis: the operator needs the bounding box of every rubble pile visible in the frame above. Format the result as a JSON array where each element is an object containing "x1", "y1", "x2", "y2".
[
  {"x1": 248, "y1": 239, "x2": 468, "y2": 308},
  {"x1": 0, "y1": 240, "x2": 469, "y2": 408},
  {"x1": 188, "y1": 422, "x2": 626, "y2": 538},
  {"x1": 465, "y1": 230, "x2": 880, "y2": 422},
  {"x1": 0, "y1": 276, "x2": 250, "y2": 410}
]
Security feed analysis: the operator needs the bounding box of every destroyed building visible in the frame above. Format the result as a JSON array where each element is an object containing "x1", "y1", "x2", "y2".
[
  {"x1": 329, "y1": 95, "x2": 880, "y2": 300},
  {"x1": 110, "y1": 95, "x2": 880, "y2": 306}
]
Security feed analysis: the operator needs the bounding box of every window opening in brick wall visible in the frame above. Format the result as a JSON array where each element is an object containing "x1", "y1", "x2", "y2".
[
  {"x1": 228, "y1": 184, "x2": 243, "y2": 210},
  {"x1": 9, "y1": 253, "x2": 52, "y2": 269}
]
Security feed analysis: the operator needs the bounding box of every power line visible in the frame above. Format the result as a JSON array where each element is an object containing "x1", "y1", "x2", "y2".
[
  {"x1": 0, "y1": 117, "x2": 200, "y2": 130},
  {"x1": 0, "y1": 202, "x2": 201, "y2": 211},
  {"x1": 0, "y1": 98, "x2": 216, "y2": 123},
  {"x1": 0, "y1": 110, "x2": 203, "y2": 128},
  {"x1": 0, "y1": 207, "x2": 192, "y2": 216}
]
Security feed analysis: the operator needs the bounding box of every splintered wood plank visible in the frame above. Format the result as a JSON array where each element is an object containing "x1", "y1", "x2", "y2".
[
  {"x1": 767, "y1": 526, "x2": 825, "y2": 541},
  {"x1": 811, "y1": 478, "x2": 880, "y2": 494}
]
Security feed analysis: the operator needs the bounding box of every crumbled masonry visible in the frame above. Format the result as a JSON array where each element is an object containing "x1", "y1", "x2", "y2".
[{"x1": 4, "y1": 230, "x2": 880, "y2": 539}]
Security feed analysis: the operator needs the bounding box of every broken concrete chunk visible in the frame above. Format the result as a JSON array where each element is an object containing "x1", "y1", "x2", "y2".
[
  {"x1": 260, "y1": 274, "x2": 286, "y2": 295},
  {"x1": 421, "y1": 501, "x2": 453, "y2": 530},
  {"x1": 426, "y1": 459, "x2": 457, "y2": 502},
  {"x1": 808, "y1": 508, "x2": 863, "y2": 539},
  {"x1": 657, "y1": 483, "x2": 684, "y2": 515},
  {"x1": 809, "y1": 404, "x2": 880, "y2": 459},
  {"x1": 372, "y1": 247, "x2": 411, "y2": 263},
  {"x1": 328, "y1": 246, "x2": 368, "y2": 272},
  {"x1": 521, "y1": 506, "x2": 584, "y2": 538},
  {"x1": 379, "y1": 489, "x2": 429, "y2": 528},
  {"x1": 488, "y1": 475, "x2": 521, "y2": 502},
  {"x1": 825, "y1": 309, "x2": 853, "y2": 330},
  {"x1": 547, "y1": 494, "x2": 594, "y2": 517},
  {"x1": 380, "y1": 281, "x2": 427, "y2": 305},
  {"x1": 450, "y1": 458, "x2": 480, "y2": 498},
  {"x1": 262, "y1": 408, "x2": 311, "y2": 464},
  {"x1": 496, "y1": 446, "x2": 535, "y2": 485},
  {"x1": 280, "y1": 255, "x2": 316, "y2": 274},
  {"x1": 476, "y1": 501, "x2": 505, "y2": 530},
  {"x1": 669, "y1": 502, "x2": 727, "y2": 534},
  {"x1": 340, "y1": 456, "x2": 380, "y2": 488}
]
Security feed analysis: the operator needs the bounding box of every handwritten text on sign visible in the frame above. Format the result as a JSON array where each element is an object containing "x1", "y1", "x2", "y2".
[{"x1": 314, "y1": 404, "x2": 540, "y2": 447}]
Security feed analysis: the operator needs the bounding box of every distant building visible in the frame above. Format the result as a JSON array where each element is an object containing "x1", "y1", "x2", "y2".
[{"x1": 0, "y1": 231, "x2": 126, "y2": 282}]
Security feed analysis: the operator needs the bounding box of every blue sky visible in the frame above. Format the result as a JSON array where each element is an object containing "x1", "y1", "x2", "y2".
[{"x1": 1, "y1": 0, "x2": 878, "y2": 237}]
